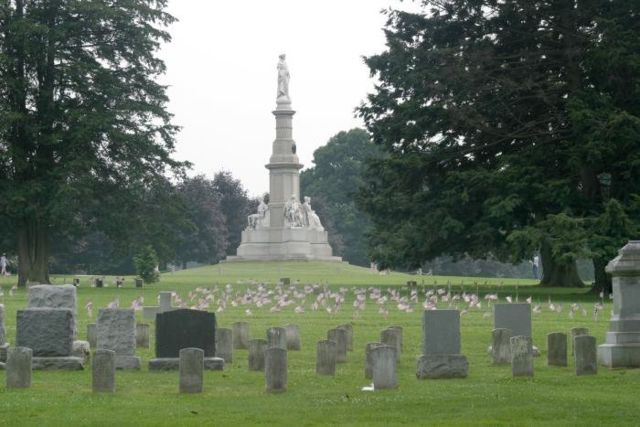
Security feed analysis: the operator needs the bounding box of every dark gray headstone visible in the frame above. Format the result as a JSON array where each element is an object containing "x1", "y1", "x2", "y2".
[
  {"x1": 155, "y1": 309, "x2": 216, "y2": 358},
  {"x1": 17, "y1": 308, "x2": 74, "y2": 357},
  {"x1": 423, "y1": 310, "x2": 461, "y2": 354},
  {"x1": 547, "y1": 332, "x2": 567, "y2": 367},
  {"x1": 495, "y1": 304, "x2": 531, "y2": 338},
  {"x1": 575, "y1": 335, "x2": 597, "y2": 376}
]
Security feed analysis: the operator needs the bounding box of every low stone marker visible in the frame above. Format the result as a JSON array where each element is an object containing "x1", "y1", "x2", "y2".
[
  {"x1": 327, "y1": 328, "x2": 347, "y2": 363},
  {"x1": 381, "y1": 328, "x2": 401, "y2": 362},
  {"x1": 575, "y1": 335, "x2": 597, "y2": 376},
  {"x1": 511, "y1": 336, "x2": 533, "y2": 377},
  {"x1": 284, "y1": 324, "x2": 301, "y2": 351},
  {"x1": 97, "y1": 308, "x2": 140, "y2": 369},
  {"x1": 92, "y1": 349, "x2": 116, "y2": 393},
  {"x1": 491, "y1": 328, "x2": 512, "y2": 365},
  {"x1": 6, "y1": 347, "x2": 32, "y2": 389},
  {"x1": 143, "y1": 291, "x2": 176, "y2": 321},
  {"x1": 232, "y1": 321, "x2": 250, "y2": 350},
  {"x1": 216, "y1": 328, "x2": 233, "y2": 363},
  {"x1": 495, "y1": 303, "x2": 531, "y2": 338},
  {"x1": 365, "y1": 342, "x2": 384, "y2": 379},
  {"x1": 418, "y1": 309, "x2": 468, "y2": 379},
  {"x1": 136, "y1": 324, "x2": 150, "y2": 349},
  {"x1": 87, "y1": 324, "x2": 97, "y2": 348},
  {"x1": 280, "y1": 278, "x2": 291, "y2": 285},
  {"x1": 266, "y1": 327, "x2": 287, "y2": 350},
  {"x1": 547, "y1": 332, "x2": 567, "y2": 367},
  {"x1": 27, "y1": 284, "x2": 78, "y2": 338},
  {"x1": 337, "y1": 323, "x2": 353, "y2": 351},
  {"x1": 265, "y1": 347, "x2": 287, "y2": 393},
  {"x1": 179, "y1": 348, "x2": 204, "y2": 393},
  {"x1": 389, "y1": 325, "x2": 403, "y2": 352},
  {"x1": 135, "y1": 278, "x2": 143, "y2": 288},
  {"x1": 371, "y1": 344, "x2": 397, "y2": 389},
  {"x1": 248, "y1": 339, "x2": 268, "y2": 371},
  {"x1": 570, "y1": 327, "x2": 589, "y2": 355},
  {"x1": 316, "y1": 340, "x2": 336, "y2": 376}
]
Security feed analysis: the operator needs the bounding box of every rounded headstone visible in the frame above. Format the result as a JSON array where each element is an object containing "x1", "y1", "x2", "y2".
[
  {"x1": 371, "y1": 345, "x2": 397, "y2": 389},
  {"x1": 232, "y1": 322, "x2": 250, "y2": 350},
  {"x1": 510, "y1": 335, "x2": 533, "y2": 377},
  {"x1": 265, "y1": 347, "x2": 287, "y2": 393},
  {"x1": 316, "y1": 340, "x2": 336, "y2": 376},
  {"x1": 248, "y1": 339, "x2": 268, "y2": 371},
  {"x1": 284, "y1": 324, "x2": 301, "y2": 351},
  {"x1": 93, "y1": 349, "x2": 116, "y2": 393},
  {"x1": 266, "y1": 327, "x2": 287, "y2": 350},
  {"x1": 327, "y1": 328, "x2": 347, "y2": 363},
  {"x1": 6, "y1": 346, "x2": 32, "y2": 389},
  {"x1": 180, "y1": 348, "x2": 204, "y2": 393},
  {"x1": 216, "y1": 328, "x2": 233, "y2": 363}
]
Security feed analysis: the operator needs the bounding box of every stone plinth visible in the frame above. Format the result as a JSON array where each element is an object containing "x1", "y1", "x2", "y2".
[
  {"x1": 17, "y1": 308, "x2": 74, "y2": 357},
  {"x1": 598, "y1": 241, "x2": 640, "y2": 368}
]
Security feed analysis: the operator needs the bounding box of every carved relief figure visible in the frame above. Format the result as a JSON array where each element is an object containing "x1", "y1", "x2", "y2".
[{"x1": 284, "y1": 194, "x2": 304, "y2": 228}]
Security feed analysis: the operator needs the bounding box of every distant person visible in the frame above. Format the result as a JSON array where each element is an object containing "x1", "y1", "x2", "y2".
[
  {"x1": 532, "y1": 255, "x2": 540, "y2": 279},
  {"x1": 0, "y1": 253, "x2": 8, "y2": 275}
]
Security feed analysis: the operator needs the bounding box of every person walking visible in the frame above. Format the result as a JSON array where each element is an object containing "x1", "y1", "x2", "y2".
[{"x1": 0, "y1": 253, "x2": 8, "y2": 275}]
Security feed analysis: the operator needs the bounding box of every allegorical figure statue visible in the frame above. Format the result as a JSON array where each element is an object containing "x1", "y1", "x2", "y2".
[
  {"x1": 247, "y1": 199, "x2": 270, "y2": 230},
  {"x1": 284, "y1": 194, "x2": 305, "y2": 228},
  {"x1": 277, "y1": 54, "x2": 290, "y2": 100},
  {"x1": 303, "y1": 196, "x2": 324, "y2": 230}
]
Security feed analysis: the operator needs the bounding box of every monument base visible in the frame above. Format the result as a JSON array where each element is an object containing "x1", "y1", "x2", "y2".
[
  {"x1": 598, "y1": 331, "x2": 640, "y2": 368},
  {"x1": 148, "y1": 357, "x2": 224, "y2": 371},
  {"x1": 115, "y1": 355, "x2": 142, "y2": 370},
  {"x1": 416, "y1": 354, "x2": 468, "y2": 379},
  {"x1": 32, "y1": 356, "x2": 84, "y2": 370},
  {"x1": 227, "y1": 226, "x2": 342, "y2": 262}
]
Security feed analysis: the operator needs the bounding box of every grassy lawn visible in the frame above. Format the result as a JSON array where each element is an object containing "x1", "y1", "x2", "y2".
[{"x1": 0, "y1": 262, "x2": 634, "y2": 426}]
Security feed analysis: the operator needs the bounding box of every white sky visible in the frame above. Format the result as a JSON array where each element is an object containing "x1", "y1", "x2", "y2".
[{"x1": 159, "y1": 0, "x2": 412, "y2": 197}]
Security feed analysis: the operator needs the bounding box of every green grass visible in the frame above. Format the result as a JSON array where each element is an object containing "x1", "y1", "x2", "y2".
[{"x1": 0, "y1": 261, "x2": 634, "y2": 426}]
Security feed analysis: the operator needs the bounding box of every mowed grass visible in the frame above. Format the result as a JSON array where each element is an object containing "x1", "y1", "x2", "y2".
[{"x1": 0, "y1": 261, "x2": 636, "y2": 426}]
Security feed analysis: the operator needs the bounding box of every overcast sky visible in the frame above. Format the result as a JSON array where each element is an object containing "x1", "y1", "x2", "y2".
[{"x1": 159, "y1": 0, "x2": 413, "y2": 197}]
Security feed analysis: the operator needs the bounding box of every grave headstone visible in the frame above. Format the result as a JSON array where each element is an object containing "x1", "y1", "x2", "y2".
[
  {"x1": 389, "y1": 325, "x2": 403, "y2": 352},
  {"x1": 511, "y1": 336, "x2": 533, "y2": 377},
  {"x1": 87, "y1": 323, "x2": 97, "y2": 348},
  {"x1": 265, "y1": 347, "x2": 287, "y2": 393},
  {"x1": 337, "y1": 323, "x2": 353, "y2": 352},
  {"x1": 316, "y1": 340, "x2": 336, "y2": 376},
  {"x1": 284, "y1": 324, "x2": 301, "y2": 351},
  {"x1": 143, "y1": 291, "x2": 177, "y2": 321},
  {"x1": 417, "y1": 310, "x2": 468, "y2": 379},
  {"x1": 0, "y1": 304, "x2": 8, "y2": 362},
  {"x1": 491, "y1": 328, "x2": 512, "y2": 365},
  {"x1": 494, "y1": 304, "x2": 531, "y2": 338},
  {"x1": 327, "y1": 328, "x2": 347, "y2": 363},
  {"x1": 371, "y1": 345, "x2": 397, "y2": 390},
  {"x1": 135, "y1": 278, "x2": 143, "y2": 288},
  {"x1": 6, "y1": 347, "x2": 32, "y2": 389},
  {"x1": 27, "y1": 284, "x2": 77, "y2": 337},
  {"x1": 365, "y1": 342, "x2": 384, "y2": 379},
  {"x1": 97, "y1": 308, "x2": 140, "y2": 369},
  {"x1": 280, "y1": 278, "x2": 291, "y2": 285},
  {"x1": 16, "y1": 308, "x2": 83, "y2": 371},
  {"x1": 95, "y1": 278, "x2": 104, "y2": 288},
  {"x1": 381, "y1": 328, "x2": 401, "y2": 363},
  {"x1": 547, "y1": 332, "x2": 567, "y2": 367},
  {"x1": 136, "y1": 323, "x2": 150, "y2": 349},
  {"x1": 149, "y1": 308, "x2": 222, "y2": 370},
  {"x1": 598, "y1": 241, "x2": 640, "y2": 368},
  {"x1": 266, "y1": 327, "x2": 287, "y2": 350},
  {"x1": 232, "y1": 321, "x2": 250, "y2": 350},
  {"x1": 570, "y1": 327, "x2": 589, "y2": 355},
  {"x1": 216, "y1": 328, "x2": 233, "y2": 363},
  {"x1": 248, "y1": 339, "x2": 268, "y2": 371},
  {"x1": 575, "y1": 335, "x2": 597, "y2": 376},
  {"x1": 180, "y1": 348, "x2": 204, "y2": 393},
  {"x1": 92, "y1": 349, "x2": 115, "y2": 393}
]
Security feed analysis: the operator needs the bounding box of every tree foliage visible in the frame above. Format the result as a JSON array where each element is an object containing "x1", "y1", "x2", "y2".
[
  {"x1": 0, "y1": 0, "x2": 184, "y2": 286},
  {"x1": 358, "y1": 0, "x2": 640, "y2": 287},
  {"x1": 213, "y1": 171, "x2": 253, "y2": 256}
]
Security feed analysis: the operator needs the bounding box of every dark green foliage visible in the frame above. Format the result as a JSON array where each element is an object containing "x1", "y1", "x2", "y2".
[
  {"x1": 358, "y1": 0, "x2": 640, "y2": 287},
  {"x1": 133, "y1": 245, "x2": 159, "y2": 283},
  {"x1": 300, "y1": 129, "x2": 382, "y2": 266},
  {"x1": 0, "y1": 0, "x2": 185, "y2": 286},
  {"x1": 212, "y1": 171, "x2": 254, "y2": 256}
]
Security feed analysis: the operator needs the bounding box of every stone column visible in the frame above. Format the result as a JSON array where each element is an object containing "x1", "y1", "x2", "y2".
[
  {"x1": 232, "y1": 322, "x2": 250, "y2": 350},
  {"x1": 575, "y1": 335, "x2": 597, "y2": 376},
  {"x1": 337, "y1": 323, "x2": 354, "y2": 352},
  {"x1": 316, "y1": 340, "x2": 336, "y2": 376},
  {"x1": 216, "y1": 328, "x2": 233, "y2": 363},
  {"x1": 511, "y1": 336, "x2": 533, "y2": 377},
  {"x1": 371, "y1": 345, "x2": 397, "y2": 389},
  {"x1": 136, "y1": 324, "x2": 150, "y2": 349},
  {"x1": 284, "y1": 324, "x2": 301, "y2": 351},
  {"x1": 265, "y1": 347, "x2": 287, "y2": 393},
  {"x1": 547, "y1": 332, "x2": 567, "y2": 367},
  {"x1": 267, "y1": 327, "x2": 287, "y2": 350},
  {"x1": 491, "y1": 328, "x2": 512, "y2": 365},
  {"x1": 327, "y1": 328, "x2": 347, "y2": 363},
  {"x1": 93, "y1": 349, "x2": 116, "y2": 393},
  {"x1": 179, "y1": 348, "x2": 204, "y2": 393},
  {"x1": 365, "y1": 342, "x2": 384, "y2": 379},
  {"x1": 248, "y1": 339, "x2": 268, "y2": 371},
  {"x1": 6, "y1": 347, "x2": 32, "y2": 389}
]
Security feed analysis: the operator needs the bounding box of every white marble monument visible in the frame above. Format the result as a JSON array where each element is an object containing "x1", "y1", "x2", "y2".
[{"x1": 227, "y1": 55, "x2": 341, "y2": 262}]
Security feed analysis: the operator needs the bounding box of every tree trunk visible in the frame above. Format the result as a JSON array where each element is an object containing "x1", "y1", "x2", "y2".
[
  {"x1": 16, "y1": 217, "x2": 50, "y2": 287},
  {"x1": 539, "y1": 240, "x2": 584, "y2": 287},
  {"x1": 592, "y1": 257, "x2": 612, "y2": 294}
]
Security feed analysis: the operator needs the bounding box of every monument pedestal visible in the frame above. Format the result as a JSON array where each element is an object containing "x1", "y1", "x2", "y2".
[
  {"x1": 598, "y1": 241, "x2": 640, "y2": 368},
  {"x1": 149, "y1": 357, "x2": 224, "y2": 371}
]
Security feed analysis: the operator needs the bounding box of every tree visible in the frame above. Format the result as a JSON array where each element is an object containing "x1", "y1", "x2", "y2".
[
  {"x1": 0, "y1": 1, "x2": 184, "y2": 286},
  {"x1": 357, "y1": 0, "x2": 640, "y2": 287},
  {"x1": 213, "y1": 171, "x2": 253, "y2": 256},
  {"x1": 133, "y1": 244, "x2": 159, "y2": 283},
  {"x1": 300, "y1": 129, "x2": 381, "y2": 266}
]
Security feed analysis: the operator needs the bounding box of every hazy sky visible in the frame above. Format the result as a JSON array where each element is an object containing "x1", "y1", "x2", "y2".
[{"x1": 159, "y1": 0, "x2": 412, "y2": 197}]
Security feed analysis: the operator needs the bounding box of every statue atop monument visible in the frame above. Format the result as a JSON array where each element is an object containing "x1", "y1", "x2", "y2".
[{"x1": 277, "y1": 54, "x2": 290, "y2": 101}]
